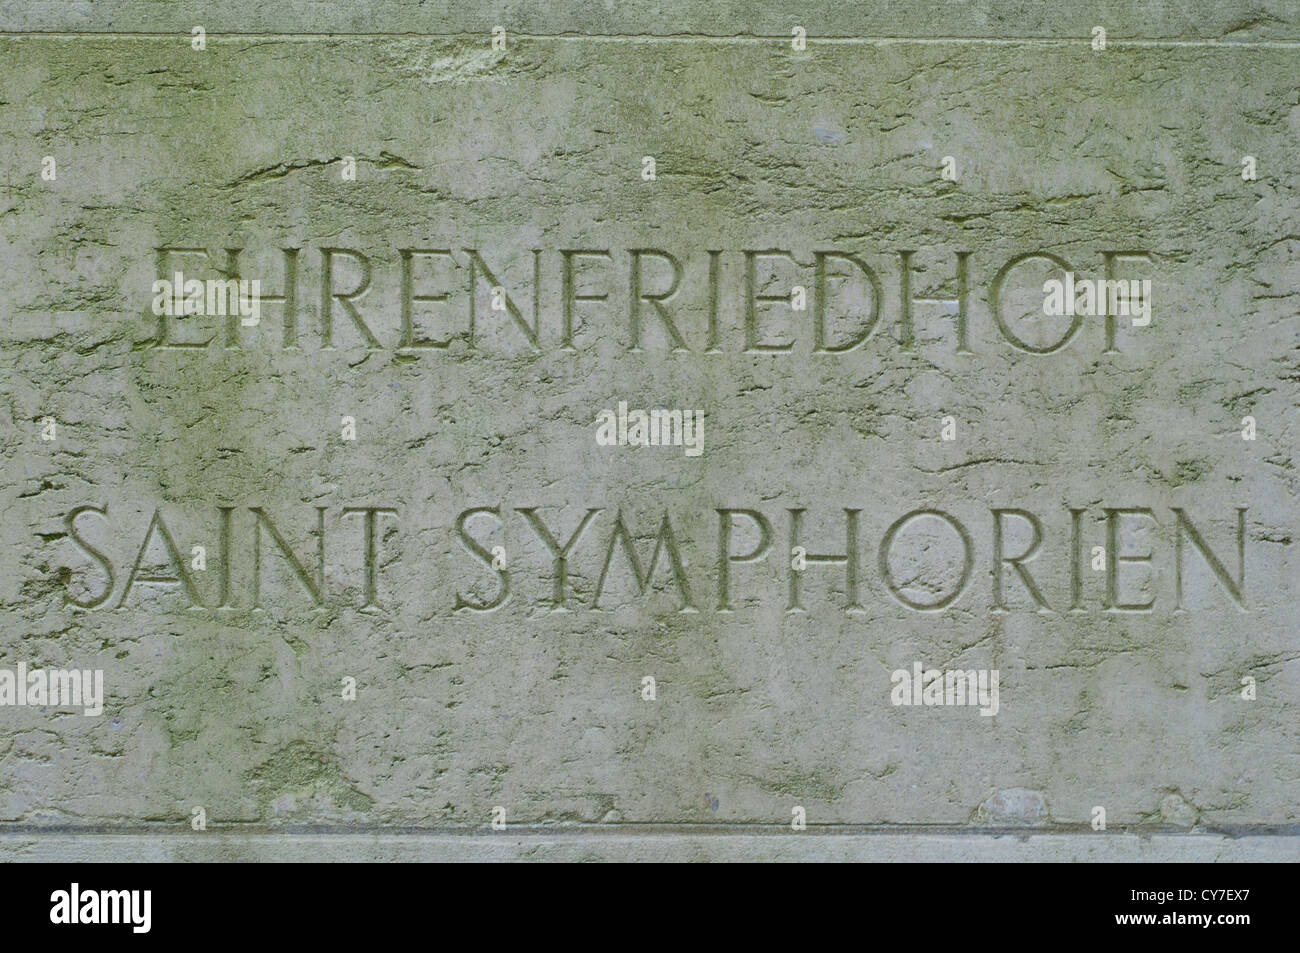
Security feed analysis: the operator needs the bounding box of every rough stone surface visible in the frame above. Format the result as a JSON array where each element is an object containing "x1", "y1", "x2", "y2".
[
  {"x1": 0, "y1": 2, "x2": 1296, "y2": 860},
  {"x1": 2, "y1": 832, "x2": 1295, "y2": 863},
  {"x1": 3, "y1": 1, "x2": 1299, "y2": 39}
]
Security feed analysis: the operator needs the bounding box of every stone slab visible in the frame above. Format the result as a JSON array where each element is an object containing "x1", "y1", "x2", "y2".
[
  {"x1": 4, "y1": 832, "x2": 1299, "y2": 863},
  {"x1": 0, "y1": 6, "x2": 1296, "y2": 856}
]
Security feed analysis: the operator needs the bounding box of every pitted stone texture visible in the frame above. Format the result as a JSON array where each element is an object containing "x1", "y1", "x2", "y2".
[
  {"x1": 2, "y1": 1, "x2": 1298, "y2": 39},
  {"x1": 3, "y1": 832, "x2": 1299, "y2": 863},
  {"x1": 977, "y1": 789, "x2": 1051, "y2": 827},
  {"x1": 0, "y1": 18, "x2": 1295, "y2": 841}
]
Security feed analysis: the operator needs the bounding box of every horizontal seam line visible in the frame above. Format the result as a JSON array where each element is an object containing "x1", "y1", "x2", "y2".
[
  {"x1": 1, "y1": 826, "x2": 1297, "y2": 836},
  {"x1": 0, "y1": 33, "x2": 1297, "y2": 47}
]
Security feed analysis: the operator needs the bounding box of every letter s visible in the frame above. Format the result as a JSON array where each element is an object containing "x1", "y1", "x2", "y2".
[
  {"x1": 453, "y1": 507, "x2": 509, "y2": 612},
  {"x1": 65, "y1": 505, "x2": 115, "y2": 608}
]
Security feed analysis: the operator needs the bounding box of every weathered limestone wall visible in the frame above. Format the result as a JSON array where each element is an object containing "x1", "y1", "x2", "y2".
[{"x1": 0, "y1": 1, "x2": 1295, "y2": 860}]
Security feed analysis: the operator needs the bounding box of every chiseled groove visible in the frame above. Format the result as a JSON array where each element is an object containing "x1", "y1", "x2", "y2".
[
  {"x1": 0, "y1": 823, "x2": 1297, "y2": 836},
  {"x1": 0, "y1": 32, "x2": 1296, "y2": 47}
]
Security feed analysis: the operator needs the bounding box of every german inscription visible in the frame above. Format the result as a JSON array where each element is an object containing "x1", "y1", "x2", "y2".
[{"x1": 0, "y1": 18, "x2": 1295, "y2": 846}]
